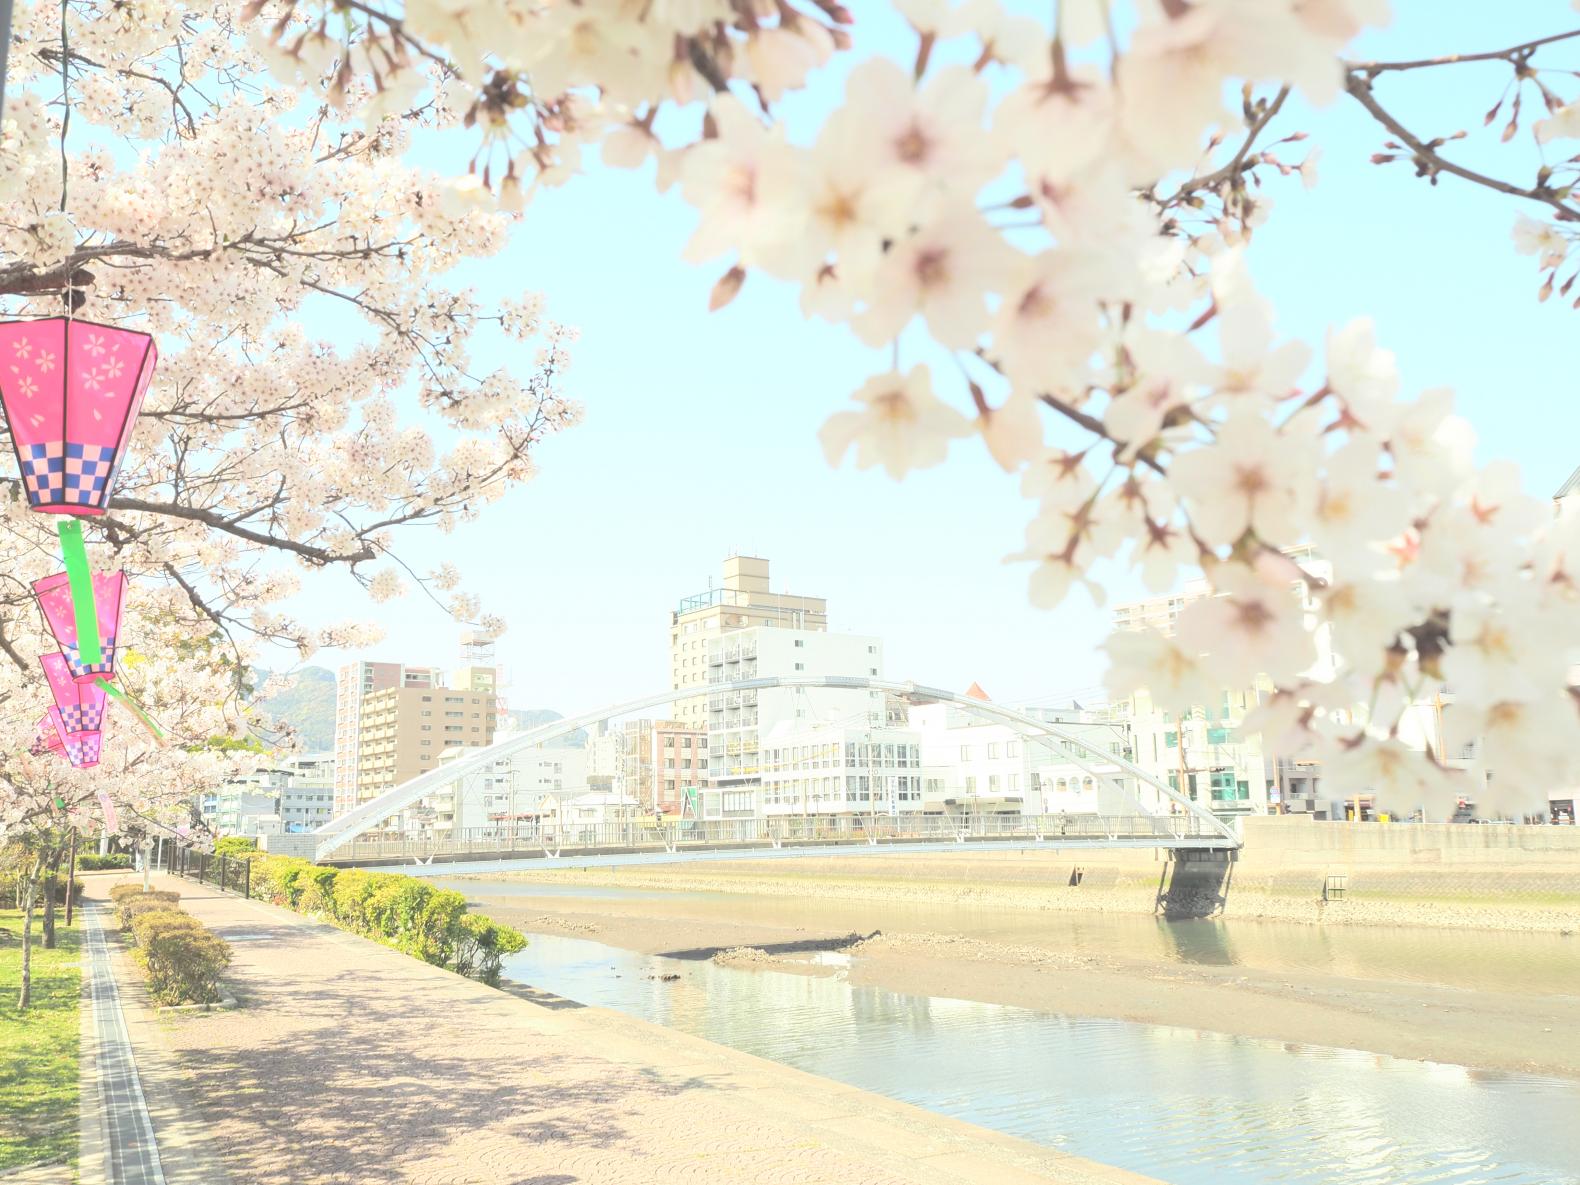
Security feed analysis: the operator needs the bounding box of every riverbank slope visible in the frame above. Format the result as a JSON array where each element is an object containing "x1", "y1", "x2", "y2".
[{"x1": 452, "y1": 866, "x2": 1580, "y2": 1081}]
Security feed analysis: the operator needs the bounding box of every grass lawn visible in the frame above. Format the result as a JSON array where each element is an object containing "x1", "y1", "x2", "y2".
[{"x1": 0, "y1": 906, "x2": 80, "y2": 1173}]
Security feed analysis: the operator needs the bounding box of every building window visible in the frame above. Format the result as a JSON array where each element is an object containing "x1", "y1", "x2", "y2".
[
  {"x1": 1006, "y1": 741, "x2": 1019, "y2": 757},
  {"x1": 989, "y1": 775, "x2": 1000, "y2": 792},
  {"x1": 964, "y1": 776, "x2": 977, "y2": 794},
  {"x1": 794, "y1": 639, "x2": 804, "y2": 648},
  {"x1": 960, "y1": 745, "x2": 972, "y2": 760},
  {"x1": 794, "y1": 662, "x2": 805, "y2": 671},
  {"x1": 987, "y1": 743, "x2": 1000, "y2": 759}
]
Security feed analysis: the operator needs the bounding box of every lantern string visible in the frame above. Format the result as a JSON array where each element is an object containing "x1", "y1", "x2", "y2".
[
  {"x1": 56, "y1": 518, "x2": 102, "y2": 666},
  {"x1": 95, "y1": 678, "x2": 167, "y2": 745}
]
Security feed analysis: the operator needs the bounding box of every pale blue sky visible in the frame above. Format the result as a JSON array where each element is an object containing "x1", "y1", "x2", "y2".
[{"x1": 287, "y1": 2, "x2": 1580, "y2": 716}]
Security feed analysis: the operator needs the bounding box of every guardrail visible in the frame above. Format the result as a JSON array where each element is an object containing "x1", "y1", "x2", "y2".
[
  {"x1": 326, "y1": 812, "x2": 1233, "y2": 866},
  {"x1": 170, "y1": 848, "x2": 253, "y2": 898}
]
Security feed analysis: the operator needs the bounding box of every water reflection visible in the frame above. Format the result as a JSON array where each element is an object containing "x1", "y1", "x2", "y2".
[{"x1": 504, "y1": 931, "x2": 1580, "y2": 1185}]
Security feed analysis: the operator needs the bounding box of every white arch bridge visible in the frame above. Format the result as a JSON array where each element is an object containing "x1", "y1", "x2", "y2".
[{"x1": 310, "y1": 677, "x2": 1241, "y2": 871}]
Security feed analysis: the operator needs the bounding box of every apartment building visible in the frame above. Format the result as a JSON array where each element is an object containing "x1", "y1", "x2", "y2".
[
  {"x1": 618, "y1": 719, "x2": 706, "y2": 815},
  {"x1": 671, "y1": 556, "x2": 827, "y2": 729},
  {"x1": 908, "y1": 693, "x2": 1145, "y2": 817},
  {"x1": 760, "y1": 723, "x2": 928, "y2": 817},
  {"x1": 354, "y1": 685, "x2": 497, "y2": 809},
  {"x1": 705, "y1": 626, "x2": 886, "y2": 818},
  {"x1": 279, "y1": 752, "x2": 335, "y2": 833},
  {"x1": 332, "y1": 661, "x2": 440, "y2": 815}
]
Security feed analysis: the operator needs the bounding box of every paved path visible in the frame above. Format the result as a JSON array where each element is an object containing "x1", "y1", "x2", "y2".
[
  {"x1": 79, "y1": 903, "x2": 165, "y2": 1185},
  {"x1": 84, "y1": 875, "x2": 1157, "y2": 1185}
]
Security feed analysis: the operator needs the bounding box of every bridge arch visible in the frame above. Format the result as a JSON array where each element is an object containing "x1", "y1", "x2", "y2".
[{"x1": 311, "y1": 677, "x2": 1239, "y2": 860}]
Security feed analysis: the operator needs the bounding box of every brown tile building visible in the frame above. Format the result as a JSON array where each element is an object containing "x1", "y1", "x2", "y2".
[{"x1": 354, "y1": 686, "x2": 497, "y2": 807}]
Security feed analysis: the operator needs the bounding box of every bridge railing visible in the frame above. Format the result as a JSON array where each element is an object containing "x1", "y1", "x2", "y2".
[{"x1": 324, "y1": 811, "x2": 1230, "y2": 865}]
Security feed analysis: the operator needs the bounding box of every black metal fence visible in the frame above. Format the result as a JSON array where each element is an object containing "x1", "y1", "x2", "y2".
[{"x1": 170, "y1": 847, "x2": 252, "y2": 899}]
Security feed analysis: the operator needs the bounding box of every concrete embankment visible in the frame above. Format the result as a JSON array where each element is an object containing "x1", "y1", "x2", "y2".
[{"x1": 479, "y1": 817, "x2": 1580, "y2": 933}]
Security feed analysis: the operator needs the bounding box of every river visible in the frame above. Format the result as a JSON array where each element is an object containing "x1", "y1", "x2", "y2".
[{"x1": 453, "y1": 879, "x2": 1580, "y2": 1185}]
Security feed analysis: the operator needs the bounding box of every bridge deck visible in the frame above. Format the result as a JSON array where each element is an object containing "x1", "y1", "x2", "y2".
[{"x1": 322, "y1": 815, "x2": 1239, "y2": 872}]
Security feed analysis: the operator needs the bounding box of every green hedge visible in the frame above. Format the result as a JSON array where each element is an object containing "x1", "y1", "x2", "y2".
[
  {"x1": 213, "y1": 837, "x2": 258, "y2": 859},
  {"x1": 126, "y1": 907, "x2": 231, "y2": 1005},
  {"x1": 249, "y1": 856, "x2": 527, "y2": 986},
  {"x1": 78, "y1": 853, "x2": 133, "y2": 870}
]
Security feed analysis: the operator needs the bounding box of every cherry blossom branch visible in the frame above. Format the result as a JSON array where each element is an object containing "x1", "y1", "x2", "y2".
[
  {"x1": 1167, "y1": 86, "x2": 1292, "y2": 203},
  {"x1": 1343, "y1": 71, "x2": 1580, "y2": 223},
  {"x1": 1347, "y1": 29, "x2": 1580, "y2": 74},
  {"x1": 108, "y1": 496, "x2": 378, "y2": 564}
]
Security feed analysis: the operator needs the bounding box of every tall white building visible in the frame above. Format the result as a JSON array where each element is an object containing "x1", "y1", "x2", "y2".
[
  {"x1": 420, "y1": 740, "x2": 589, "y2": 835},
  {"x1": 705, "y1": 627, "x2": 888, "y2": 819}
]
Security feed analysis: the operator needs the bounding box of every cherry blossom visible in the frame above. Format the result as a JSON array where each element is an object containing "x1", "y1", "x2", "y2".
[{"x1": 819, "y1": 366, "x2": 971, "y2": 479}]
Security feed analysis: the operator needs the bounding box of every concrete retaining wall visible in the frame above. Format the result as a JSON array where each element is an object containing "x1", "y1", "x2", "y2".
[{"x1": 511, "y1": 818, "x2": 1580, "y2": 932}]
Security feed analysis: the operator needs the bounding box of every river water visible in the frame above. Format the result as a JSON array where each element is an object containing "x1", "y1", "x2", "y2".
[{"x1": 464, "y1": 882, "x2": 1580, "y2": 1185}]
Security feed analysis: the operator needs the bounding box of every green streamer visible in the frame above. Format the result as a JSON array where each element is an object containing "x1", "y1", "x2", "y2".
[
  {"x1": 56, "y1": 519, "x2": 101, "y2": 666},
  {"x1": 96, "y1": 678, "x2": 167, "y2": 743}
]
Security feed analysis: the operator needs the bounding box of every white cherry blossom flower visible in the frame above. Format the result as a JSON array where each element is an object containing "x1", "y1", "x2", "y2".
[
  {"x1": 1534, "y1": 102, "x2": 1580, "y2": 144},
  {"x1": 1102, "y1": 628, "x2": 1222, "y2": 716},
  {"x1": 1177, "y1": 564, "x2": 1317, "y2": 686},
  {"x1": 1511, "y1": 215, "x2": 1568, "y2": 270},
  {"x1": 1325, "y1": 318, "x2": 1398, "y2": 424},
  {"x1": 855, "y1": 204, "x2": 1016, "y2": 349},
  {"x1": 830, "y1": 60, "x2": 1002, "y2": 196},
  {"x1": 819, "y1": 365, "x2": 972, "y2": 479},
  {"x1": 1311, "y1": 439, "x2": 1412, "y2": 564},
  {"x1": 1169, "y1": 412, "x2": 1320, "y2": 548}
]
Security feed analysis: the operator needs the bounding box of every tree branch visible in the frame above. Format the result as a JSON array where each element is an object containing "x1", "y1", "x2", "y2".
[
  {"x1": 1344, "y1": 71, "x2": 1580, "y2": 222},
  {"x1": 1348, "y1": 29, "x2": 1580, "y2": 74},
  {"x1": 108, "y1": 497, "x2": 376, "y2": 565}
]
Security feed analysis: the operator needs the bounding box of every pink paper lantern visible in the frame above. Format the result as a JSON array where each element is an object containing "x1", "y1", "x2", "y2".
[
  {"x1": 33, "y1": 569, "x2": 127, "y2": 684},
  {"x1": 0, "y1": 317, "x2": 157, "y2": 516},
  {"x1": 30, "y1": 711, "x2": 64, "y2": 758},
  {"x1": 46, "y1": 705, "x2": 101, "y2": 769},
  {"x1": 39, "y1": 651, "x2": 108, "y2": 733}
]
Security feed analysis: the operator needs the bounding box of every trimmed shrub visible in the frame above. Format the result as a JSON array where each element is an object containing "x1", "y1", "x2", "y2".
[
  {"x1": 213, "y1": 837, "x2": 258, "y2": 859},
  {"x1": 115, "y1": 890, "x2": 182, "y2": 930},
  {"x1": 451, "y1": 913, "x2": 529, "y2": 986},
  {"x1": 246, "y1": 857, "x2": 526, "y2": 986},
  {"x1": 328, "y1": 868, "x2": 383, "y2": 931},
  {"x1": 251, "y1": 855, "x2": 311, "y2": 907},
  {"x1": 131, "y1": 911, "x2": 231, "y2": 1005},
  {"x1": 128, "y1": 908, "x2": 204, "y2": 948},
  {"x1": 78, "y1": 853, "x2": 133, "y2": 870},
  {"x1": 406, "y1": 889, "x2": 466, "y2": 965},
  {"x1": 366, "y1": 877, "x2": 434, "y2": 948}
]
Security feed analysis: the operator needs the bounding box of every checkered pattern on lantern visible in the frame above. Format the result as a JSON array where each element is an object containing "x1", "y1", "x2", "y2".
[
  {"x1": 65, "y1": 733, "x2": 101, "y2": 768},
  {"x1": 60, "y1": 700, "x2": 104, "y2": 733},
  {"x1": 64, "y1": 636, "x2": 116, "y2": 681},
  {"x1": 19, "y1": 441, "x2": 118, "y2": 509},
  {"x1": 29, "y1": 737, "x2": 48, "y2": 756}
]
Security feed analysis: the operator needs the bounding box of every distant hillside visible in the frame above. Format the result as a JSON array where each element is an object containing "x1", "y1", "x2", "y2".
[
  {"x1": 509, "y1": 708, "x2": 585, "y2": 748},
  {"x1": 254, "y1": 666, "x2": 337, "y2": 751}
]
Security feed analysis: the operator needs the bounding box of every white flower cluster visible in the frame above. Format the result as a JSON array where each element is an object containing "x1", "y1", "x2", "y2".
[{"x1": 279, "y1": 0, "x2": 1580, "y2": 818}]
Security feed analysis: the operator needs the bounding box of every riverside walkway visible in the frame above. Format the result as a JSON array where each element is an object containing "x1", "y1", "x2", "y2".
[{"x1": 82, "y1": 876, "x2": 1157, "y2": 1185}]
